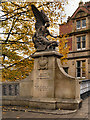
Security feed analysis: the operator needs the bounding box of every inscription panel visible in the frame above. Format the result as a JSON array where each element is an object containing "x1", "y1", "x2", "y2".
[
  {"x1": 33, "y1": 70, "x2": 54, "y2": 98},
  {"x1": 37, "y1": 72, "x2": 49, "y2": 80}
]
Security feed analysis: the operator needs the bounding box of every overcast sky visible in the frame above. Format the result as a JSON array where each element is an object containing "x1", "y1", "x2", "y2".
[{"x1": 65, "y1": 0, "x2": 90, "y2": 19}]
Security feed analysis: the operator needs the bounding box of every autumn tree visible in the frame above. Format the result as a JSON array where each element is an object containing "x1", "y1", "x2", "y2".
[{"x1": 0, "y1": 0, "x2": 68, "y2": 81}]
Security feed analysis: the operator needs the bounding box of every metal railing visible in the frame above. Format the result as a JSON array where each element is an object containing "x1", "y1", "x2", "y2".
[{"x1": 80, "y1": 79, "x2": 90, "y2": 94}]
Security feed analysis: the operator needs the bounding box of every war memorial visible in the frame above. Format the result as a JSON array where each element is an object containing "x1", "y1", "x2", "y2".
[{"x1": 2, "y1": 4, "x2": 82, "y2": 110}]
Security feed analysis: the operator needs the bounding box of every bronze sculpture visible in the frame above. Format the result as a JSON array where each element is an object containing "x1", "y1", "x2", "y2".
[{"x1": 31, "y1": 5, "x2": 58, "y2": 51}]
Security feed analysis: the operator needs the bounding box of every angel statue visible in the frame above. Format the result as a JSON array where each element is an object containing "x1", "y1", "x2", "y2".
[{"x1": 31, "y1": 4, "x2": 58, "y2": 52}]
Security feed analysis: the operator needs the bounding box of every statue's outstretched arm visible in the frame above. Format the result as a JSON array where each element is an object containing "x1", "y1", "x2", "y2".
[{"x1": 49, "y1": 32, "x2": 60, "y2": 38}]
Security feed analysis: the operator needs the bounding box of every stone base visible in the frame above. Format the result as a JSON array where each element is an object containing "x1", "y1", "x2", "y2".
[
  {"x1": 29, "y1": 98, "x2": 82, "y2": 110},
  {"x1": 2, "y1": 97, "x2": 82, "y2": 110},
  {"x1": 56, "y1": 99, "x2": 82, "y2": 110},
  {"x1": 29, "y1": 99, "x2": 56, "y2": 110}
]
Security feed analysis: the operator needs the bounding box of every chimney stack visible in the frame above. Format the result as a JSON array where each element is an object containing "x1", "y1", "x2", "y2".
[{"x1": 79, "y1": 0, "x2": 83, "y2": 7}]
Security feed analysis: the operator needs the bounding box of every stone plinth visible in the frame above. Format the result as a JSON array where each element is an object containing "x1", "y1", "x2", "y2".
[
  {"x1": 32, "y1": 51, "x2": 63, "y2": 99},
  {"x1": 2, "y1": 51, "x2": 82, "y2": 110},
  {"x1": 30, "y1": 51, "x2": 82, "y2": 110}
]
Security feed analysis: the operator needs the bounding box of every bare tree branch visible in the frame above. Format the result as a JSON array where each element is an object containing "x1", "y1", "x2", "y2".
[
  {"x1": 5, "y1": 17, "x2": 16, "y2": 42},
  {"x1": 1, "y1": 41, "x2": 32, "y2": 44},
  {"x1": 1, "y1": 34, "x2": 32, "y2": 43},
  {"x1": 0, "y1": 2, "x2": 51, "y2": 21},
  {"x1": 0, "y1": 32, "x2": 33, "y2": 35},
  {"x1": 10, "y1": 1, "x2": 21, "y2": 7},
  {"x1": 0, "y1": 9, "x2": 31, "y2": 22},
  {"x1": 5, "y1": 12, "x2": 23, "y2": 43},
  {"x1": 0, "y1": 3, "x2": 28, "y2": 18},
  {"x1": 3, "y1": 55, "x2": 33, "y2": 69}
]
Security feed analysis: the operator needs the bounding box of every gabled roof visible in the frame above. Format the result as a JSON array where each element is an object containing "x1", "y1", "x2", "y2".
[
  {"x1": 71, "y1": 7, "x2": 90, "y2": 19},
  {"x1": 60, "y1": 1, "x2": 90, "y2": 26},
  {"x1": 69, "y1": 1, "x2": 90, "y2": 21}
]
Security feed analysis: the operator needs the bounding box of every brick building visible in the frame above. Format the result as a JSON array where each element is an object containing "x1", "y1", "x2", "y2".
[{"x1": 60, "y1": 1, "x2": 90, "y2": 80}]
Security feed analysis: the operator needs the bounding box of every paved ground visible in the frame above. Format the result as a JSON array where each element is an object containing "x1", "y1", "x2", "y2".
[{"x1": 2, "y1": 97, "x2": 90, "y2": 120}]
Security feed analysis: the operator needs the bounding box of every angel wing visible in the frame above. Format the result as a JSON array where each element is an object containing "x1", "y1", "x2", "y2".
[{"x1": 31, "y1": 4, "x2": 49, "y2": 30}]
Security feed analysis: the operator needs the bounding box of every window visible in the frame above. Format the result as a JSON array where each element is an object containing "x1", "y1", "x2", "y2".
[
  {"x1": 82, "y1": 60, "x2": 86, "y2": 77},
  {"x1": 76, "y1": 60, "x2": 86, "y2": 78},
  {"x1": 77, "y1": 37, "x2": 81, "y2": 49},
  {"x1": 76, "y1": 19, "x2": 86, "y2": 29},
  {"x1": 82, "y1": 19, "x2": 86, "y2": 28},
  {"x1": 76, "y1": 20, "x2": 81, "y2": 29},
  {"x1": 76, "y1": 61, "x2": 81, "y2": 77},
  {"x1": 77, "y1": 35, "x2": 86, "y2": 50},
  {"x1": 82, "y1": 36, "x2": 86, "y2": 48}
]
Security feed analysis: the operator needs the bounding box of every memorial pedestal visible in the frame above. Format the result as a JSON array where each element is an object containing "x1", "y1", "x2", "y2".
[
  {"x1": 2, "y1": 51, "x2": 82, "y2": 110},
  {"x1": 30, "y1": 51, "x2": 82, "y2": 110}
]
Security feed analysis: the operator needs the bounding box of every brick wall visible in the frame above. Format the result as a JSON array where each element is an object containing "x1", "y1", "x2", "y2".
[
  {"x1": 66, "y1": 37, "x2": 72, "y2": 51},
  {"x1": 60, "y1": 20, "x2": 73, "y2": 35}
]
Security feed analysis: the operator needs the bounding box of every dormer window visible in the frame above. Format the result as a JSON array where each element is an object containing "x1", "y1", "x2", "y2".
[
  {"x1": 76, "y1": 20, "x2": 81, "y2": 29},
  {"x1": 76, "y1": 19, "x2": 86, "y2": 29},
  {"x1": 82, "y1": 19, "x2": 86, "y2": 28}
]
